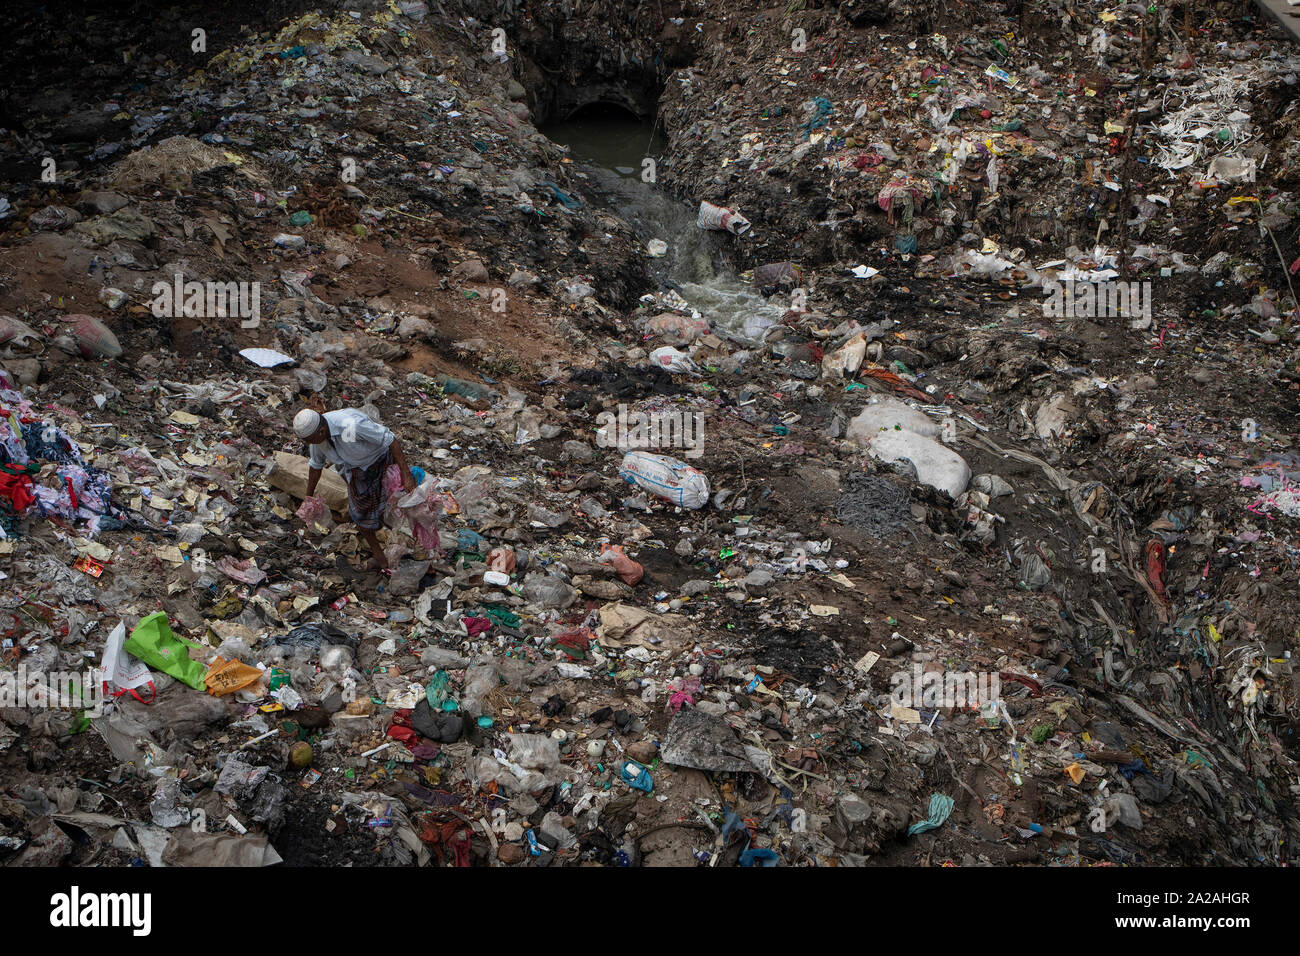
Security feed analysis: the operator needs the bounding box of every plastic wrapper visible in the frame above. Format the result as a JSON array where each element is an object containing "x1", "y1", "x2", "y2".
[
  {"x1": 388, "y1": 559, "x2": 430, "y2": 597},
  {"x1": 523, "y1": 571, "x2": 576, "y2": 609},
  {"x1": 29, "y1": 205, "x2": 81, "y2": 231},
  {"x1": 507, "y1": 733, "x2": 561, "y2": 771},
  {"x1": 459, "y1": 661, "x2": 501, "y2": 717},
  {"x1": 203, "y1": 656, "x2": 266, "y2": 696},
  {"x1": 753, "y1": 261, "x2": 801, "y2": 293}
]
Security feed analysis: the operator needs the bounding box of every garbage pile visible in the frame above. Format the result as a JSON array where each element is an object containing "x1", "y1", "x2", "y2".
[{"x1": 0, "y1": 0, "x2": 1298, "y2": 868}]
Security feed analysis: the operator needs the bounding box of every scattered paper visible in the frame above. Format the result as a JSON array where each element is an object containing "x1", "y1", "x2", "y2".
[
  {"x1": 891, "y1": 702, "x2": 922, "y2": 723},
  {"x1": 855, "y1": 651, "x2": 881, "y2": 675}
]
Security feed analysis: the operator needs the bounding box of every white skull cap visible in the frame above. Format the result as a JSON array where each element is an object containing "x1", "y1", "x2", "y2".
[{"x1": 293, "y1": 409, "x2": 322, "y2": 439}]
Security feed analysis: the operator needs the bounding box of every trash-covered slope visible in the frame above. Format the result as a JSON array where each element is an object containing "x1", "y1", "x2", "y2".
[{"x1": 0, "y1": 0, "x2": 1297, "y2": 868}]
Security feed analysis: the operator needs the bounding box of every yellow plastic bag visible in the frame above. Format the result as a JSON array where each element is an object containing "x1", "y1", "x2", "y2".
[{"x1": 203, "y1": 657, "x2": 264, "y2": 697}]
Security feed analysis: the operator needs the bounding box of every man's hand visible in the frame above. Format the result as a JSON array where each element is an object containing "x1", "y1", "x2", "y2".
[
  {"x1": 389, "y1": 438, "x2": 416, "y2": 494},
  {"x1": 305, "y1": 465, "x2": 322, "y2": 499}
]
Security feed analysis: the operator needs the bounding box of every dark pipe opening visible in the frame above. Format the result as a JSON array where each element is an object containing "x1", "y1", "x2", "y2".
[
  {"x1": 541, "y1": 102, "x2": 665, "y2": 174},
  {"x1": 561, "y1": 101, "x2": 643, "y2": 124}
]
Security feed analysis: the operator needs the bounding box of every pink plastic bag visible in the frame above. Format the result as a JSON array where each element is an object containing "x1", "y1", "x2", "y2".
[
  {"x1": 382, "y1": 463, "x2": 404, "y2": 500},
  {"x1": 412, "y1": 522, "x2": 439, "y2": 551},
  {"x1": 217, "y1": 556, "x2": 267, "y2": 586},
  {"x1": 390, "y1": 474, "x2": 446, "y2": 551},
  {"x1": 295, "y1": 495, "x2": 328, "y2": 525}
]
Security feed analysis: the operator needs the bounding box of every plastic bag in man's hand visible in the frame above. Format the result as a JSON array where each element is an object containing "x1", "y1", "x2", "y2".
[{"x1": 296, "y1": 495, "x2": 329, "y2": 526}]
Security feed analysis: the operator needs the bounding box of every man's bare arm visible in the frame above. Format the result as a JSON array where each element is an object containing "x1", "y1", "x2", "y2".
[{"x1": 389, "y1": 438, "x2": 415, "y2": 491}]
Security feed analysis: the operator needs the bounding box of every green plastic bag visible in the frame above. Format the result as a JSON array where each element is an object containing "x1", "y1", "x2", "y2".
[{"x1": 123, "y1": 612, "x2": 207, "y2": 691}]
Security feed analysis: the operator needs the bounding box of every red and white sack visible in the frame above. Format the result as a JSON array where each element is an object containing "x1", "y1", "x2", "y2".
[
  {"x1": 649, "y1": 346, "x2": 699, "y2": 373},
  {"x1": 65, "y1": 314, "x2": 122, "y2": 359},
  {"x1": 697, "y1": 201, "x2": 751, "y2": 236}
]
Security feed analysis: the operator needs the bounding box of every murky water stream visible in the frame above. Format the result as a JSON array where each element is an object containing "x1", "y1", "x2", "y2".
[{"x1": 543, "y1": 106, "x2": 786, "y2": 338}]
